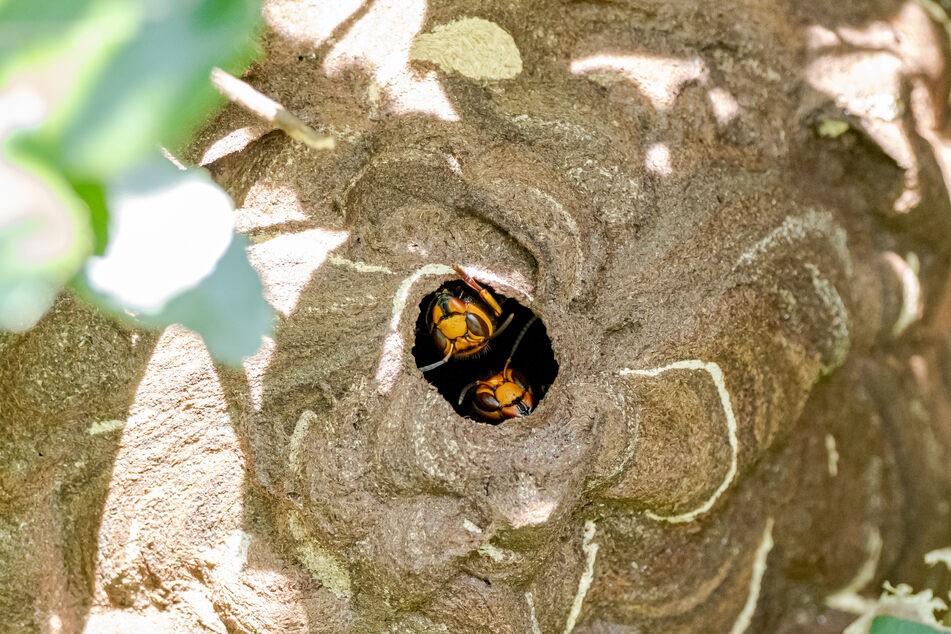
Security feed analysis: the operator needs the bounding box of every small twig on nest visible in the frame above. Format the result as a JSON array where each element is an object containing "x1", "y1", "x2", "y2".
[{"x1": 210, "y1": 67, "x2": 335, "y2": 151}]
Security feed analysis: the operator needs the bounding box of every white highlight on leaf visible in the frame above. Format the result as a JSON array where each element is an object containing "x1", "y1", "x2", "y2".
[
  {"x1": 0, "y1": 83, "x2": 47, "y2": 134},
  {"x1": 86, "y1": 164, "x2": 235, "y2": 312},
  {"x1": 645, "y1": 143, "x2": 672, "y2": 175},
  {"x1": 570, "y1": 54, "x2": 708, "y2": 110},
  {"x1": 883, "y1": 251, "x2": 923, "y2": 338},
  {"x1": 525, "y1": 592, "x2": 544, "y2": 634},
  {"x1": 564, "y1": 520, "x2": 599, "y2": 634},
  {"x1": 825, "y1": 434, "x2": 840, "y2": 477},
  {"x1": 619, "y1": 360, "x2": 739, "y2": 523},
  {"x1": 729, "y1": 518, "x2": 775, "y2": 634}
]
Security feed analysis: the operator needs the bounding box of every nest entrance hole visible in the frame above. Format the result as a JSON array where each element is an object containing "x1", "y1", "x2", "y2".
[{"x1": 412, "y1": 280, "x2": 558, "y2": 424}]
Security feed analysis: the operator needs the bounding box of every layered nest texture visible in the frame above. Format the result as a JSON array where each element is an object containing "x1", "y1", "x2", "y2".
[{"x1": 3, "y1": 0, "x2": 951, "y2": 632}]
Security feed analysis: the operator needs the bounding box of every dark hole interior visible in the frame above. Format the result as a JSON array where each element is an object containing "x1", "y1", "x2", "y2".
[{"x1": 412, "y1": 280, "x2": 559, "y2": 424}]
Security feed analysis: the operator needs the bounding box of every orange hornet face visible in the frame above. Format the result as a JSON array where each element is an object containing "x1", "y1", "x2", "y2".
[
  {"x1": 427, "y1": 266, "x2": 506, "y2": 361},
  {"x1": 471, "y1": 368, "x2": 534, "y2": 421},
  {"x1": 429, "y1": 290, "x2": 497, "y2": 357}
]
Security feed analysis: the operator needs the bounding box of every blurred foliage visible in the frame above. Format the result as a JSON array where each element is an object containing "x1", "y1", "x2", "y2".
[
  {"x1": 0, "y1": 0, "x2": 272, "y2": 364},
  {"x1": 871, "y1": 616, "x2": 945, "y2": 633}
]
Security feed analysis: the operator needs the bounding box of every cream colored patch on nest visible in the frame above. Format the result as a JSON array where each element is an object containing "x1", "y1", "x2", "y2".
[{"x1": 410, "y1": 17, "x2": 522, "y2": 80}]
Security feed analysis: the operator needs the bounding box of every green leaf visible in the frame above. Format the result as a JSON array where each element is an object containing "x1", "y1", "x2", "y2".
[
  {"x1": 4, "y1": 0, "x2": 260, "y2": 180},
  {"x1": 0, "y1": 132, "x2": 92, "y2": 331},
  {"x1": 75, "y1": 159, "x2": 273, "y2": 364},
  {"x1": 57, "y1": 0, "x2": 259, "y2": 177},
  {"x1": 70, "y1": 180, "x2": 110, "y2": 255},
  {"x1": 0, "y1": 0, "x2": 268, "y2": 357},
  {"x1": 870, "y1": 616, "x2": 946, "y2": 634},
  {"x1": 141, "y1": 235, "x2": 274, "y2": 365},
  {"x1": 0, "y1": 0, "x2": 119, "y2": 82}
]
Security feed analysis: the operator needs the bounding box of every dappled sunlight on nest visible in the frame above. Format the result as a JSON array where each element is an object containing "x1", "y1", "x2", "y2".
[
  {"x1": 321, "y1": 0, "x2": 459, "y2": 121},
  {"x1": 266, "y1": 1, "x2": 529, "y2": 121},
  {"x1": 238, "y1": 182, "x2": 310, "y2": 232},
  {"x1": 263, "y1": 0, "x2": 366, "y2": 49},
  {"x1": 94, "y1": 327, "x2": 247, "y2": 613},
  {"x1": 199, "y1": 126, "x2": 265, "y2": 166},
  {"x1": 706, "y1": 87, "x2": 741, "y2": 125},
  {"x1": 570, "y1": 53, "x2": 708, "y2": 111},
  {"x1": 569, "y1": 51, "x2": 745, "y2": 127},
  {"x1": 645, "y1": 142, "x2": 672, "y2": 176},
  {"x1": 246, "y1": 228, "x2": 349, "y2": 317},
  {"x1": 803, "y1": 1, "x2": 951, "y2": 215}
]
